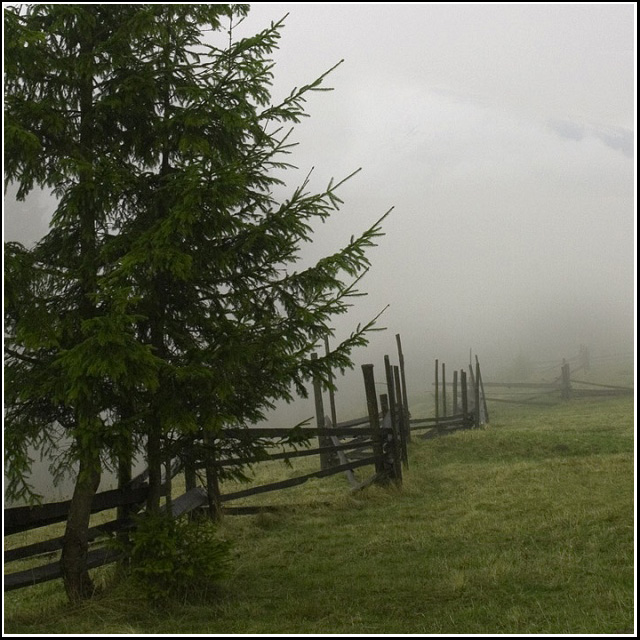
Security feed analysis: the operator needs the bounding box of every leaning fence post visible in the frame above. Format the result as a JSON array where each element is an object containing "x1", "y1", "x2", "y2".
[
  {"x1": 468, "y1": 364, "x2": 476, "y2": 423},
  {"x1": 475, "y1": 355, "x2": 489, "y2": 424},
  {"x1": 362, "y1": 364, "x2": 387, "y2": 484},
  {"x1": 461, "y1": 369, "x2": 469, "y2": 427},
  {"x1": 394, "y1": 364, "x2": 409, "y2": 469},
  {"x1": 395, "y1": 334, "x2": 411, "y2": 443},
  {"x1": 384, "y1": 356, "x2": 397, "y2": 440}
]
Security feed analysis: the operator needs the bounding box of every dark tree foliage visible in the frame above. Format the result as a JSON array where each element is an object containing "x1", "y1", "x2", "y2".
[{"x1": 4, "y1": 4, "x2": 389, "y2": 602}]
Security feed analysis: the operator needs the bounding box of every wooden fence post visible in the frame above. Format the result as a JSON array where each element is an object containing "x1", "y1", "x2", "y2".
[
  {"x1": 380, "y1": 393, "x2": 389, "y2": 417},
  {"x1": 184, "y1": 443, "x2": 197, "y2": 520},
  {"x1": 396, "y1": 334, "x2": 411, "y2": 443},
  {"x1": 203, "y1": 431, "x2": 221, "y2": 520},
  {"x1": 324, "y1": 336, "x2": 338, "y2": 427},
  {"x1": 184, "y1": 443, "x2": 197, "y2": 493},
  {"x1": 117, "y1": 450, "x2": 132, "y2": 525},
  {"x1": 164, "y1": 452, "x2": 173, "y2": 517},
  {"x1": 379, "y1": 393, "x2": 396, "y2": 481},
  {"x1": 384, "y1": 356, "x2": 403, "y2": 484},
  {"x1": 468, "y1": 364, "x2": 476, "y2": 424},
  {"x1": 361, "y1": 364, "x2": 387, "y2": 484},
  {"x1": 452, "y1": 370, "x2": 458, "y2": 415},
  {"x1": 442, "y1": 362, "x2": 447, "y2": 417},
  {"x1": 475, "y1": 355, "x2": 489, "y2": 424},
  {"x1": 384, "y1": 356, "x2": 397, "y2": 439},
  {"x1": 561, "y1": 360, "x2": 572, "y2": 400},
  {"x1": 461, "y1": 369, "x2": 469, "y2": 426},
  {"x1": 312, "y1": 353, "x2": 331, "y2": 470},
  {"x1": 394, "y1": 364, "x2": 409, "y2": 469},
  {"x1": 474, "y1": 360, "x2": 481, "y2": 428},
  {"x1": 434, "y1": 359, "x2": 439, "y2": 423}
]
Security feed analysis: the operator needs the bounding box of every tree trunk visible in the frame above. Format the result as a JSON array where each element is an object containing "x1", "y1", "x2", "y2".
[
  {"x1": 61, "y1": 9, "x2": 102, "y2": 604},
  {"x1": 61, "y1": 449, "x2": 101, "y2": 603}
]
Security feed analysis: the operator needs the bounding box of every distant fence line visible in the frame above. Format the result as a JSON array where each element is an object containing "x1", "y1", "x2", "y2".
[
  {"x1": 480, "y1": 358, "x2": 632, "y2": 407},
  {"x1": 431, "y1": 355, "x2": 489, "y2": 425}
]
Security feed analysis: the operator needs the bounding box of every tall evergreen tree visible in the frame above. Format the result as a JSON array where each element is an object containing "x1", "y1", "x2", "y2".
[{"x1": 4, "y1": 4, "x2": 389, "y2": 602}]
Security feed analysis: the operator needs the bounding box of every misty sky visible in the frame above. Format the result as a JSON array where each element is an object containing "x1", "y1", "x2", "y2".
[
  {"x1": 4, "y1": 2, "x2": 636, "y2": 402},
  {"x1": 233, "y1": 3, "x2": 636, "y2": 378},
  {"x1": 2, "y1": 2, "x2": 636, "y2": 500}
]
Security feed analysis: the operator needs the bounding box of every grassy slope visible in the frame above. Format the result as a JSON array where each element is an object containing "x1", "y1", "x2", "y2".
[{"x1": 3, "y1": 395, "x2": 635, "y2": 634}]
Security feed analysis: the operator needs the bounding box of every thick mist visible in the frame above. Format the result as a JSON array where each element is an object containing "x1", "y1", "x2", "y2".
[{"x1": 3, "y1": 4, "x2": 635, "y2": 501}]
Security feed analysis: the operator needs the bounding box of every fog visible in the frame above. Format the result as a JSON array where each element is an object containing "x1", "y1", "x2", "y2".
[{"x1": 3, "y1": 4, "x2": 635, "y2": 500}]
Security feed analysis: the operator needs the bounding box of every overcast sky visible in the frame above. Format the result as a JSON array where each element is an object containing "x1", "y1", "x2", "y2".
[
  {"x1": 4, "y1": 2, "x2": 636, "y2": 411},
  {"x1": 229, "y1": 3, "x2": 636, "y2": 394},
  {"x1": 2, "y1": 3, "x2": 636, "y2": 500}
]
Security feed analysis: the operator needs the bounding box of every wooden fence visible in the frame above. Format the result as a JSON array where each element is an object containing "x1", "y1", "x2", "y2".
[
  {"x1": 428, "y1": 355, "x2": 489, "y2": 430},
  {"x1": 4, "y1": 341, "x2": 411, "y2": 593},
  {"x1": 481, "y1": 358, "x2": 633, "y2": 406}
]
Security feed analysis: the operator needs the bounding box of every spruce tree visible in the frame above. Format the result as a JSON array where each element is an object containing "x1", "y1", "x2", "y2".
[{"x1": 4, "y1": 4, "x2": 389, "y2": 602}]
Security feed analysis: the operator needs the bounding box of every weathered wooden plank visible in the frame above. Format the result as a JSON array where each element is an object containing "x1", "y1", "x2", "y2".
[
  {"x1": 330, "y1": 435, "x2": 359, "y2": 488},
  {"x1": 335, "y1": 415, "x2": 370, "y2": 429},
  {"x1": 409, "y1": 413, "x2": 466, "y2": 425},
  {"x1": 571, "y1": 388, "x2": 632, "y2": 397},
  {"x1": 418, "y1": 424, "x2": 471, "y2": 440},
  {"x1": 221, "y1": 505, "x2": 288, "y2": 515},
  {"x1": 410, "y1": 420, "x2": 467, "y2": 432},
  {"x1": 217, "y1": 426, "x2": 375, "y2": 439},
  {"x1": 4, "y1": 518, "x2": 135, "y2": 563},
  {"x1": 349, "y1": 472, "x2": 382, "y2": 494},
  {"x1": 485, "y1": 396, "x2": 555, "y2": 405},
  {"x1": 4, "y1": 546, "x2": 122, "y2": 592},
  {"x1": 161, "y1": 487, "x2": 209, "y2": 517},
  {"x1": 198, "y1": 439, "x2": 374, "y2": 469},
  {"x1": 219, "y1": 456, "x2": 379, "y2": 502},
  {"x1": 4, "y1": 486, "x2": 150, "y2": 535},
  {"x1": 569, "y1": 380, "x2": 633, "y2": 391},
  {"x1": 480, "y1": 382, "x2": 558, "y2": 388}
]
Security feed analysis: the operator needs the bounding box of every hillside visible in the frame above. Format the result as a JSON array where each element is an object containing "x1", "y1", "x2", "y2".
[{"x1": 4, "y1": 395, "x2": 635, "y2": 634}]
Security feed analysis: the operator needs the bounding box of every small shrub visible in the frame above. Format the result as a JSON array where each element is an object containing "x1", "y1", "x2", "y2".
[{"x1": 115, "y1": 512, "x2": 232, "y2": 604}]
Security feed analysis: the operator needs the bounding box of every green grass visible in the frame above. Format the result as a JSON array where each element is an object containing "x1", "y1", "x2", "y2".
[{"x1": 3, "y1": 395, "x2": 635, "y2": 634}]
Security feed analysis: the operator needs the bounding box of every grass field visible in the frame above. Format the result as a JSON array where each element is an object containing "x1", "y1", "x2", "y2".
[{"x1": 3, "y1": 394, "x2": 635, "y2": 634}]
